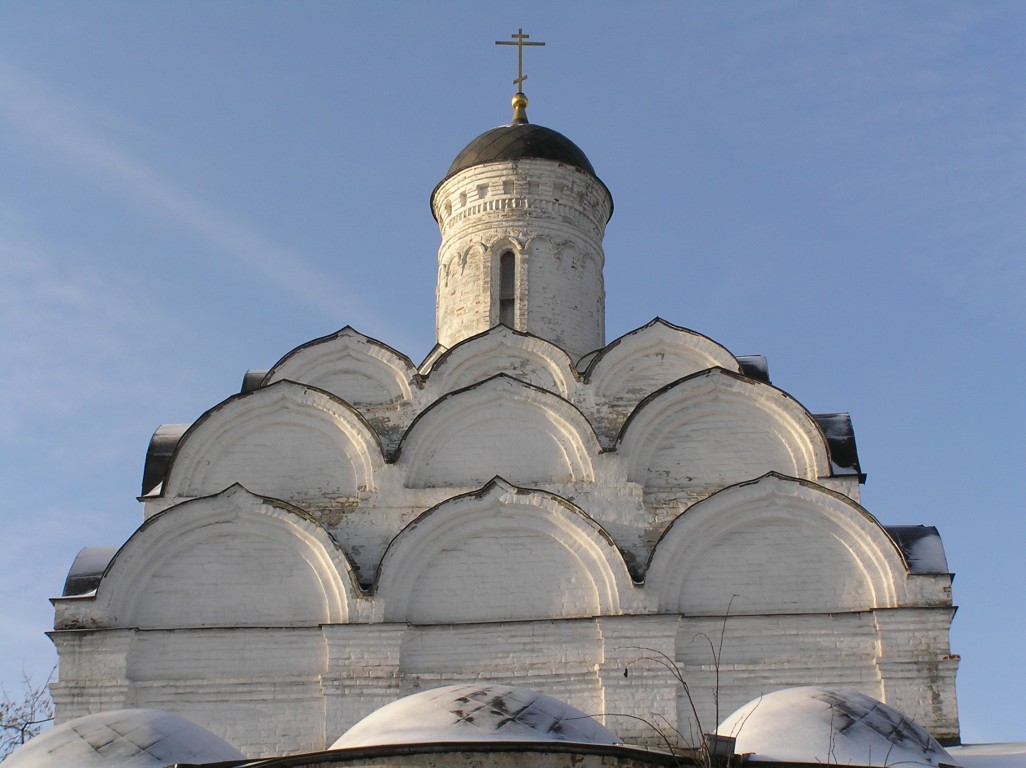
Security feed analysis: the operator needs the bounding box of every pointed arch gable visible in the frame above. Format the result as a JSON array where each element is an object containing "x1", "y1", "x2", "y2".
[
  {"x1": 618, "y1": 368, "x2": 830, "y2": 498},
  {"x1": 97, "y1": 486, "x2": 361, "y2": 628},
  {"x1": 423, "y1": 325, "x2": 578, "y2": 398},
  {"x1": 162, "y1": 380, "x2": 383, "y2": 502},
  {"x1": 586, "y1": 319, "x2": 741, "y2": 405},
  {"x1": 646, "y1": 474, "x2": 909, "y2": 614},
  {"x1": 376, "y1": 479, "x2": 635, "y2": 623},
  {"x1": 263, "y1": 326, "x2": 419, "y2": 406},
  {"x1": 398, "y1": 375, "x2": 600, "y2": 488}
]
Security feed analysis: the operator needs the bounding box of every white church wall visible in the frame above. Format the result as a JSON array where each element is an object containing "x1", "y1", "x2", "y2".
[
  {"x1": 423, "y1": 325, "x2": 578, "y2": 399},
  {"x1": 675, "y1": 612, "x2": 884, "y2": 741},
  {"x1": 127, "y1": 528, "x2": 331, "y2": 628},
  {"x1": 322, "y1": 624, "x2": 406, "y2": 747},
  {"x1": 265, "y1": 327, "x2": 418, "y2": 405},
  {"x1": 49, "y1": 629, "x2": 133, "y2": 716},
  {"x1": 57, "y1": 487, "x2": 361, "y2": 631},
  {"x1": 263, "y1": 327, "x2": 420, "y2": 453},
  {"x1": 646, "y1": 475, "x2": 909, "y2": 615},
  {"x1": 162, "y1": 381, "x2": 382, "y2": 504},
  {"x1": 398, "y1": 620, "x2": 607, "y2": 721},
  {"x1": 586, "y1": 319, "x2": 741, "y2": 407},
  {"x1": 874, "y1": 607, "x2": 961, "y2": 737},
  {"x1": 432, "y1": 159, "x2": 611, "y2": 361},
  {"x1": 597, "y1": 615, "x2": 681, "y2": 745},
  {"x1": 398, "y1": 376, "x2": 600, "y2": 488},
  {"x1": 522, "y1": 233, "x2": 606, "y2": 363},
  {"x1": 126, "y1": 628, "x2": 327, "y2": 756},
  {"x1": 376, "y1": 480, "x2": 636, "y2": 623},
  {"x1": 619, "y1": 370, "x2": 830, "y2": 504}
]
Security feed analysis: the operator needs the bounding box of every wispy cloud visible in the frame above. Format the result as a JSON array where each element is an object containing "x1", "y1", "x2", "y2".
[{"x1": 0, "y1": 58, "x2": 399, "y2": 335}]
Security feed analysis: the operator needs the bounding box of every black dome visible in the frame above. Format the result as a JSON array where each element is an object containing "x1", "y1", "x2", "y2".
[{"x1": 444, "y1": 123, "x2": 596, "y2": 179}]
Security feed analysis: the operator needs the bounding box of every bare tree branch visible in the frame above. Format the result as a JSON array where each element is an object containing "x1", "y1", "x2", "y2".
[{"x1": 0, "y1": 667, "x2": 55, "y2": 760}]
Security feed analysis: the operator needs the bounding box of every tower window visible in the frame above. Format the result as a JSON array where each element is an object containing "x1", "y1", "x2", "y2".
[{"x1": 499, "y1": 251, "x2": 515, "y2": 327}]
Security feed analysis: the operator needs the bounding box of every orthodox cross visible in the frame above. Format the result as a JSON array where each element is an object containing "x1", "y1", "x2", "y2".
[{"x1": 495, "y1": 28, "x2": 545, "y2": 92}]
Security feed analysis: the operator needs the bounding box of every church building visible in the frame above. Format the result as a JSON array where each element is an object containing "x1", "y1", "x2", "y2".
[{"x1": 41, "y1": 35, "x2": 960, "y2": 763}]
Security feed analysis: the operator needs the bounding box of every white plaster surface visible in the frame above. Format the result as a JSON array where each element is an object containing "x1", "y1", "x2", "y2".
[
  {"x1": 331, "y1": 684, "x2": 620, "y2": 748},
  {"x1": 949, "y1": 743, "x2": 1026, "y2": 768},
  {"x1": 2, "y1": 708, "x2": 244, "y2": 767},
  {"x1": 716, "y1": 687, "x2": 954, "y2": 767}
]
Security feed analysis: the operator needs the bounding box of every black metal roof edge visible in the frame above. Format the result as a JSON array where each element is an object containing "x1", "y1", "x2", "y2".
[
  {"x1": 736, "y1": 355, "x2": 770, "y2": 384},
  {"x1": 61, "y1": 546, "x2": 119, "y2": 597},
  {"x1": 140, "y1": 424, "x2": 190, "y2": 496},
  {"x1": 241, "y1": 370, "x2": 269, "y2": 393},
  {"x1": 203, "y1": 740, "x2": 693, "y2": 768},
  {"x1": 812, "y1": 412, "x2": 865, "y2": 481},
  {"x1": 740, "y1": 759, "x2": 962, "y2": 768},
  {"x1": 884, "y1": 525, "x2": 951, "y2": 575}
]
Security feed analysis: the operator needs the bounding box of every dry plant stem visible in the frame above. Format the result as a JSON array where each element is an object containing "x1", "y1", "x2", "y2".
[{"x1": 622, "y1": 647, "x2": 711, "y2": 767}]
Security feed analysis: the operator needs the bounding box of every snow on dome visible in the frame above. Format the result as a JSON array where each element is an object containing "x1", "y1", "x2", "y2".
[
  {"x1": 3, "y1": 708, "x2": 245, "y2": 768},
  {"x1": 716, "y1": 687, "x2": 955, "y2": 767},
  {"x1": 948, "y1": 742, "x2": 1026, "y2": 768},
  {"x1": 330, "y1": 683, "x2": 620, "y2": 749}
]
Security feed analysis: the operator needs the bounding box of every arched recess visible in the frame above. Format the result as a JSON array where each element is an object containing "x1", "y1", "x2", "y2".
[
  {"x1": 423, "y1": 325, "x2": 578, "y2": 398},
  {"x1": 263, "y1": 326, "x2": 418, "y2": 406},
  {"x1": 398, "y1": 375, "x2": 600, "y2": 488},
  {"x1": 645, "y1": 474, "x2": 909, "y2": 614},
  {"x1": 586, "y1": 319, "x2": 741, "y2": 406},
  {"x1": 162, "y1": 380, "x2": 383, "y2": 503},
  {"x1": 97, "y1": 485, "x2": 361, "y2": 628},
  {"x1": 618, "y1": 368, "x2": 829, "y2": 499},
  {"x1": 376, "y1": 478, "x2": 635, "y2": 623},
  {"x1": 438, "y1": 240, "x2": 488, "y2": 296}
]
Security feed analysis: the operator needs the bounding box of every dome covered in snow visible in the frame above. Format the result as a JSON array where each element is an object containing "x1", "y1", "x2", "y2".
[
  {"x1": 3, "y1": 707, "x2": 244, "y2": 767},
  {"x1": 330, "y1": 684, "x2": 620, "y2": 749},
  {"x1": 716, "y1": 687, "x2": 955, "y2": 768}
]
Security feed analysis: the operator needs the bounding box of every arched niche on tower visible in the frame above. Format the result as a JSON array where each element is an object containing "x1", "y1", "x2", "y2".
[
  {"x1": 486, "y1": 235, "x2": 525, "y2": 331},
  {"x1": 96, "y1": 486, "x2": 361, "y2": 628},
  {"x1": 162, "y1": 380, "x2": 383, "y2": 503},
  {"x1": 398, "y1": 375, "x2": 600, "y2": 488},
  {"x1": 263, "y1": 326, "x2": 419, "y2": 407},
  {"x1": 423, "y1": 325, "x2": 578, "y2": 399},
  {"x1": 585, "y1": 319, "x2": 741, "y2": 406},
  {"x1": 521, "y1": 234, "x2": 605, "y2": 364},
  {"x1": 618, "y1": 368, "x2": 830, "y2": 501},
  {"x1": 645, "y1": 473, "x2": 909, "y2": 614},
  {"x1": 438, "y1": 240, "x2": 488, "y2": 294},
  {"x1": 375, "y1": 478, "x2": 635, "y2": 623},
  {"x1": 436, "y1": 239, "x2": 492, "y2": 347}
]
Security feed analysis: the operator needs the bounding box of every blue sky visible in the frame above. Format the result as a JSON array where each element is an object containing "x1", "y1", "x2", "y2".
[{"x1": 1, "y1": 1, "x2": 1023, "y2": 744}]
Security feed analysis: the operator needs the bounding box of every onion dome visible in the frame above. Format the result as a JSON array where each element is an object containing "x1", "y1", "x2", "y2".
[
  {"x1": 716, "y1": 687, "x2": 954, "y2": 768},
  {"x1": 330, "y1": 683, "x2": 620, "y2": 748},
  {"x1": 440, "y1": 92, "x2": 597, "y2": 183}
]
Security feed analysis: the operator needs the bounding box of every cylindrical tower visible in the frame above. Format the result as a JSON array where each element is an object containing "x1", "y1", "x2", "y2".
[{"x1": 430, "y1": 93, "x2": 613, "y2": 363}]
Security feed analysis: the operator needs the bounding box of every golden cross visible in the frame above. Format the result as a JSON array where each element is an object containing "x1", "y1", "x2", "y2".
[{"x1": 495, "y1": 28, "x2": 545, "y2": 91}]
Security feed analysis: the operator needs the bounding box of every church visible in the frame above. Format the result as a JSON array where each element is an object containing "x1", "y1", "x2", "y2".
[{"x1": 30, "y1": 32, "x2": 962, "y2": 766}]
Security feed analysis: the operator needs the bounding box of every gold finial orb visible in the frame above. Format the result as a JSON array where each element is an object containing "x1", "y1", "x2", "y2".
[
  {"x1": 496, "y1": 29, "x2": 543, "y2": 124},
  {"x1": 512, "y1": 91, "x2": 529, "y2": 124}
]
